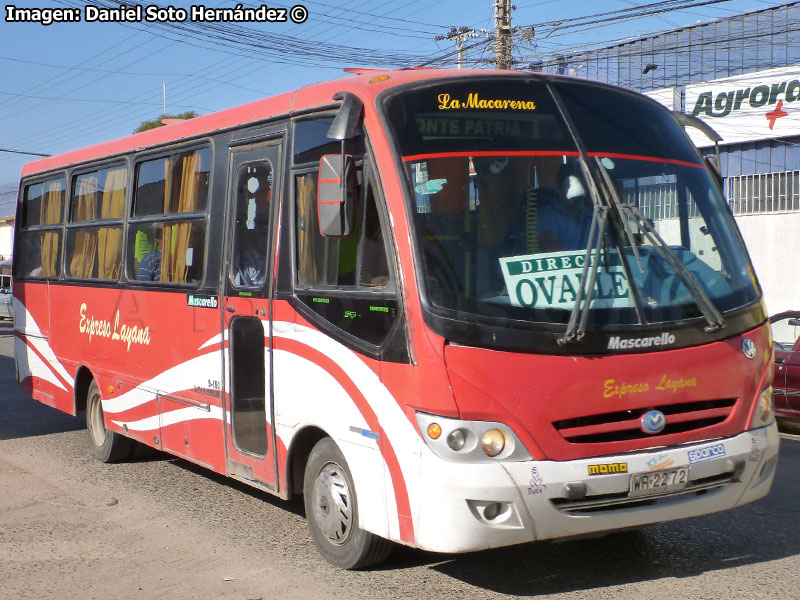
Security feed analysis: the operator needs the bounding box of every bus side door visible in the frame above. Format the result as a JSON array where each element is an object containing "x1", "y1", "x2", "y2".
[{"x1": 222, "y1": 139, "x2": 282, "y2": 490}]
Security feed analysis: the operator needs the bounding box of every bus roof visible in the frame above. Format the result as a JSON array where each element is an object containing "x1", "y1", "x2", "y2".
[{"x1": 20, "y1": 68, "x2": 536, "y2": 178}]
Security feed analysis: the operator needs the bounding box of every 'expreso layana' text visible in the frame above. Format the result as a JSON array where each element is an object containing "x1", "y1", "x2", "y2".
[{"x1": 78, "y1": 303, "x2": 151, "y2": 351}]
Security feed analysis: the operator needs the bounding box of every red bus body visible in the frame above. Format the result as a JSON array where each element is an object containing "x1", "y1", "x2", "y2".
[{"x1": 13, "y1": 69, "x2": 779, "y2": 567}]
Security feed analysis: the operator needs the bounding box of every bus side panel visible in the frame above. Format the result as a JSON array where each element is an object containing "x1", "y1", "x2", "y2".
[
  {"x1": 39, "y1": 285, "x2": 227, "y2": 473},
  {"x1": 272, "y1": 304, "x2": 427, "y2": 546},
  {"x1": 14, "y1": 281, "x2": 75, "y2": 412}
]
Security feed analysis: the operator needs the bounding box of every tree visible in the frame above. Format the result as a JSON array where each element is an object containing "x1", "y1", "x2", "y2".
[{"x1": 134, "y1": 111, "x2": 198, "y2": 133}]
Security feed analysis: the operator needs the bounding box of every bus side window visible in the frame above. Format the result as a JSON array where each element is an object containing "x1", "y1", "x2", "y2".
[
  {"x1": 16, "y1": 176, "x2": 65, "y2": 279},
  {"x1": 128, "y1": 148, "x2": 211, "y2": 284},
  {"x1": 65, "y1": 165, "x2": 126, "y2": 281},
  {"x1": 295, "y1": 168, "x2": 389, "y2": 289},
  {"x1": 358, "y1": 177, "x2": 389, "y2": 287},
  {"x1": 293, "y1": 164, "x2": 396, "y2": 348},
  {"x1": 296, "y1": 170, "x2": 355, "y2": 287}
]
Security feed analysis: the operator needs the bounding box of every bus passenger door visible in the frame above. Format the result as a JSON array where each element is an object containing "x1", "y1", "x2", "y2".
[{"x1": 223, "y1": 140, "x2": 282, "y2": 491}]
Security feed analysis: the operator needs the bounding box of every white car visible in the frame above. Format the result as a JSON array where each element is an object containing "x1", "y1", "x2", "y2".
[{"x1": 0, "y1": 275, "x2": 12, "y2": 320}]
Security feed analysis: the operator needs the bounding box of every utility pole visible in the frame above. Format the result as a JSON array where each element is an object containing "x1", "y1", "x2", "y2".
[
  {"x1": 430, "y1": 1, "x2": 523, "y2": 70},
  {"x1": 435, "y1": 27, "x2": 480, "y2": 69},
  {"x1": 495, "y1": 0, "x2": 513, "y2": 70}
]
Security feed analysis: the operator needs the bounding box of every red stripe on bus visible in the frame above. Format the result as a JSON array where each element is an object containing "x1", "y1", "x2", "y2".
[
  {"x1": 14, "y1": 330, "x2": 72, "y2": 391},
  {"x1": 319, "y1": 178, "x2": 341, "y2": 184},
  {"x1": 401, "y1": 150, "x2": 705, "y2": 170},
  {"x1": 402, "y1": 150, "x2": 580, "y2": 162},
  {"x1": 275, "y1": 337, "x2": 416, "y2": 544},
  {"x1": 587, "y1": 152, "x2": 704, "y2": 169}
]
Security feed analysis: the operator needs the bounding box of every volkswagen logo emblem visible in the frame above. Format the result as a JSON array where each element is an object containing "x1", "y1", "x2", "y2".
[
  {"x1": 742, "y1": 338, "x2": 757, "y2": 360},
  {"x1": 641, "y1": 410, "x2": 666, "y2": 434}
]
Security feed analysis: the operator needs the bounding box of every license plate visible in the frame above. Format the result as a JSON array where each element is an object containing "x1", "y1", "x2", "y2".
[{"x1": 629, "y1": 466, "x2": 689, "y2": 498}]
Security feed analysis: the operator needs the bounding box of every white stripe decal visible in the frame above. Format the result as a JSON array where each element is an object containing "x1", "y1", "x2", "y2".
[
  {"x1": 199, "y1": 330, "x2": 228, "y2": 351},
  {"x1": 14, "y1": 336, "x2": 68, "y2": 392},
  {"x1": 14, "y1": 302, "x2": 72, "y2": 390},
  {"x1": 272, "y1": 321, "x2": 423, "y2": 539},
  {"x1": 103, "y1": 352, "x2": 222, "y2": 414}
]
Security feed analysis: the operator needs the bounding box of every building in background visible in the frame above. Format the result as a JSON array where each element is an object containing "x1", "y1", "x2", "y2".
[
  {"x1": 533, "y1": 1, "x2": 800, "y2": 314},
  {"x1": 0, "y1": 215, "x2": 14, "y2": 268}
]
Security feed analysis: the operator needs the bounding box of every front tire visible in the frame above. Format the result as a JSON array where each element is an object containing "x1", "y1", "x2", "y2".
[
  {"x1": 303, "y1": 437, "x2": 392, "y2": 569},
  {"x1": 86, "y1": 380, "x2": 133, "y2": 463}
]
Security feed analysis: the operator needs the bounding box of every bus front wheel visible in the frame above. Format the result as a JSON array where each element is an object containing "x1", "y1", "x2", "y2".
[
  {"x1": 86, "y1": 380, "x2": 133, "y2": 463},
  {"x1": 303, "y1": 437, "x2": 392, "y2": 569}
]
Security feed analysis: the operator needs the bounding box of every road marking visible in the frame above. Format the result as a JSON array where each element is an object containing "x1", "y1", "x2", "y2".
[{"x1": 779, "y1": 432, "x2": 800, "y2": 441}]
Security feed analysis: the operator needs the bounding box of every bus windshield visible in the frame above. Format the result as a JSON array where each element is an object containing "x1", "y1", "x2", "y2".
[{"x1": 382, "y1": 76, "x2": 760, "y2": 333}]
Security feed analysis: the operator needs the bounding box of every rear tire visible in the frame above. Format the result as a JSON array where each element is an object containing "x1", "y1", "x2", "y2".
[
  {"x1": 303, "y1": 437, "x2": 392, "y2": 569},
  {"x1": 86, "y1": 380, "x2": 133, "y2": 463}
]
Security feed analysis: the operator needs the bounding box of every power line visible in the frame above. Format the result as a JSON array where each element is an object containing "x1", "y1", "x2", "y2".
[
  {"x1": 0, "y1": 90, "x2": 211, "y2": 111},
  {"x1": 0, "y1": 0, "x2": 436, "y2": 158},
  {"x1": 524, "y1": 1, "x2": 798, "y2": 66},
  {"x1": 0, "y1": 148, "x2": 51, "y2": 157},
  {"x1": 61, "y1": 0, "x2": 430, "y2": 66}
]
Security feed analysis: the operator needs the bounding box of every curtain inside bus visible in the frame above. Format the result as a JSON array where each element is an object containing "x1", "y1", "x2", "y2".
[
  {"x1": 296, "y1": 173, "x2": 319, "y2": 284},
  {"x1": 40, "y1": 179, "x2": 64, "y2": 277},
  {"x1": 70, "y1": 174, "x2": 98, "y2": 278},
  {"x1": 97, "y1": 167, "x2": 126, "y2": 279},
  {"x1": 162, "y1": 151, "x2": 200, "y2": 283}
]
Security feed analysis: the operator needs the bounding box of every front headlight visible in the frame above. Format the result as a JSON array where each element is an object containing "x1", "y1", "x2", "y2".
[
  {"x1": 749, "y1": 386, "x2": 775, "y2": 429},
  {"x1": 416, "y1": 412, "x2": 532, "y2": 463}
]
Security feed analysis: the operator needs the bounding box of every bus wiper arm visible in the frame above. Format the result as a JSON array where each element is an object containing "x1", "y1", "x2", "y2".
[
  {"x1": 594, "y1": 157, "x2": 644, "y2": 275},
  {"x1": 558, "y1": 205, "x2": 609, "y2": 346},
  {"x1": 621, "y1": 204, "x2": 725, "y2": 333}
]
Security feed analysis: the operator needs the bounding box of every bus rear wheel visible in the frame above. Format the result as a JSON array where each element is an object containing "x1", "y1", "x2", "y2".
[
  {"x1": 303, "y1": 437, "x2": 392, "y2": 569},
  {"x1": 86, "y1": 380, "x2": 133, "y2": 463}
]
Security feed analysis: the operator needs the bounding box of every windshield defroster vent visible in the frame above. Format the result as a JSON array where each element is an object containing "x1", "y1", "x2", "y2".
[{"x1": 552, "y1": 399, "x2": 738, "y2": 443}]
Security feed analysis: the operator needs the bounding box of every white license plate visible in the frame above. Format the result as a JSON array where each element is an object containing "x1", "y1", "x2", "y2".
[{"x1": 629, "y1": 466, "x2": 689, "y2": 498}]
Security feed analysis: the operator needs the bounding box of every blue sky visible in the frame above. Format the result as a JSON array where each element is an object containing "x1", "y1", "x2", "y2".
[{"x1": 0, "y1": 0, "x2": 777, "y2": 216}]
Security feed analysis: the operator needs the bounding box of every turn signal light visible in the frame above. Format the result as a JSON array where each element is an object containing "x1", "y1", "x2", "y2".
[{"x1": 427, "y1": 423, "x2": 442, "y2": 440}]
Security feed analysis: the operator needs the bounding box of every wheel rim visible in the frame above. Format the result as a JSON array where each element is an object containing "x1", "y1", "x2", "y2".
[
  {"x1": 88, "y1": 391, "x2": 107, "y2": 448},
  {"x1": 310, "y1": 462, "x2": 353, "y2": 546}
]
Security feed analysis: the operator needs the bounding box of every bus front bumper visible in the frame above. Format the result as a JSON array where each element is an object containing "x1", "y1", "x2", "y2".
[{"x1": 411, "y1": 423, "x2": 778, "y2": 553}]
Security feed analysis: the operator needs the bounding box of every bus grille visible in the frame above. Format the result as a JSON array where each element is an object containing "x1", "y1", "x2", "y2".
[{"x1": 552, "y1": 399, "x2": 738, "y2": 444}]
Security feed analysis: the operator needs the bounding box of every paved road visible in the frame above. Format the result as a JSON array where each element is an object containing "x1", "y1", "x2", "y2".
[{"x1": 2, "y1": 318, "x2": 800, "y2": 599}]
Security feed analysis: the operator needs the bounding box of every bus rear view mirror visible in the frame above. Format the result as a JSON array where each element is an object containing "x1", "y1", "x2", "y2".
[
  {"x1": 327, "y1": 91, "x2": 363, "y2": 141},
  {"x1": 317, "y1": 154, "x2": 356, "y2": 237}
]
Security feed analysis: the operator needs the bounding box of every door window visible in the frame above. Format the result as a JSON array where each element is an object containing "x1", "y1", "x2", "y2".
[
  {"x1": 231, "y1": 163, "x2": 272, "y2": 288},
  {"x1": 230, "y1": 317, "x2": 268, "y2": 456}
]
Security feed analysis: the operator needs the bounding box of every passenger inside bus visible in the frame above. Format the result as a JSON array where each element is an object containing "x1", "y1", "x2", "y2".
[
  {"x1": 233, "y1": 227, "x2": 267, "y2": 286},
  {"x1": 137, "y1": 224, "x2": 163, "y2": 281}
]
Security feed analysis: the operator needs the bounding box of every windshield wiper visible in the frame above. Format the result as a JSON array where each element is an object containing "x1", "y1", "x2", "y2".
[
  {"x1": 590, "y1": 156, "x2": 725, "y2": 335},
  {"x1": 618, "y1": 203, "x2": 725, "y2": 333},
  {"x1": 558, "y1": 204, "x2": 609, "y2": 346}
]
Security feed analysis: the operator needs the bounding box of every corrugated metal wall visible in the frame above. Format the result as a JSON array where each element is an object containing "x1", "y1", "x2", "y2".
[
  {"x1": 534, "y1": 2, "x2": 800, "y2": 178},
  {"x1": 537, "y1": 3, "x2": 800, "y2": 92}
]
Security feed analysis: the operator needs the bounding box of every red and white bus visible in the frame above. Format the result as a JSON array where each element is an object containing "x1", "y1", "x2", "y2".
[{"x1": 13, "y1": 68, "x2": 779, "y2": 569}]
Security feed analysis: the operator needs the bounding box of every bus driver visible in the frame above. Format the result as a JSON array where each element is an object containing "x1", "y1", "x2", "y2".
[{"x1": 537, "y1": 161, "x2": 594, "y2": 252}]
